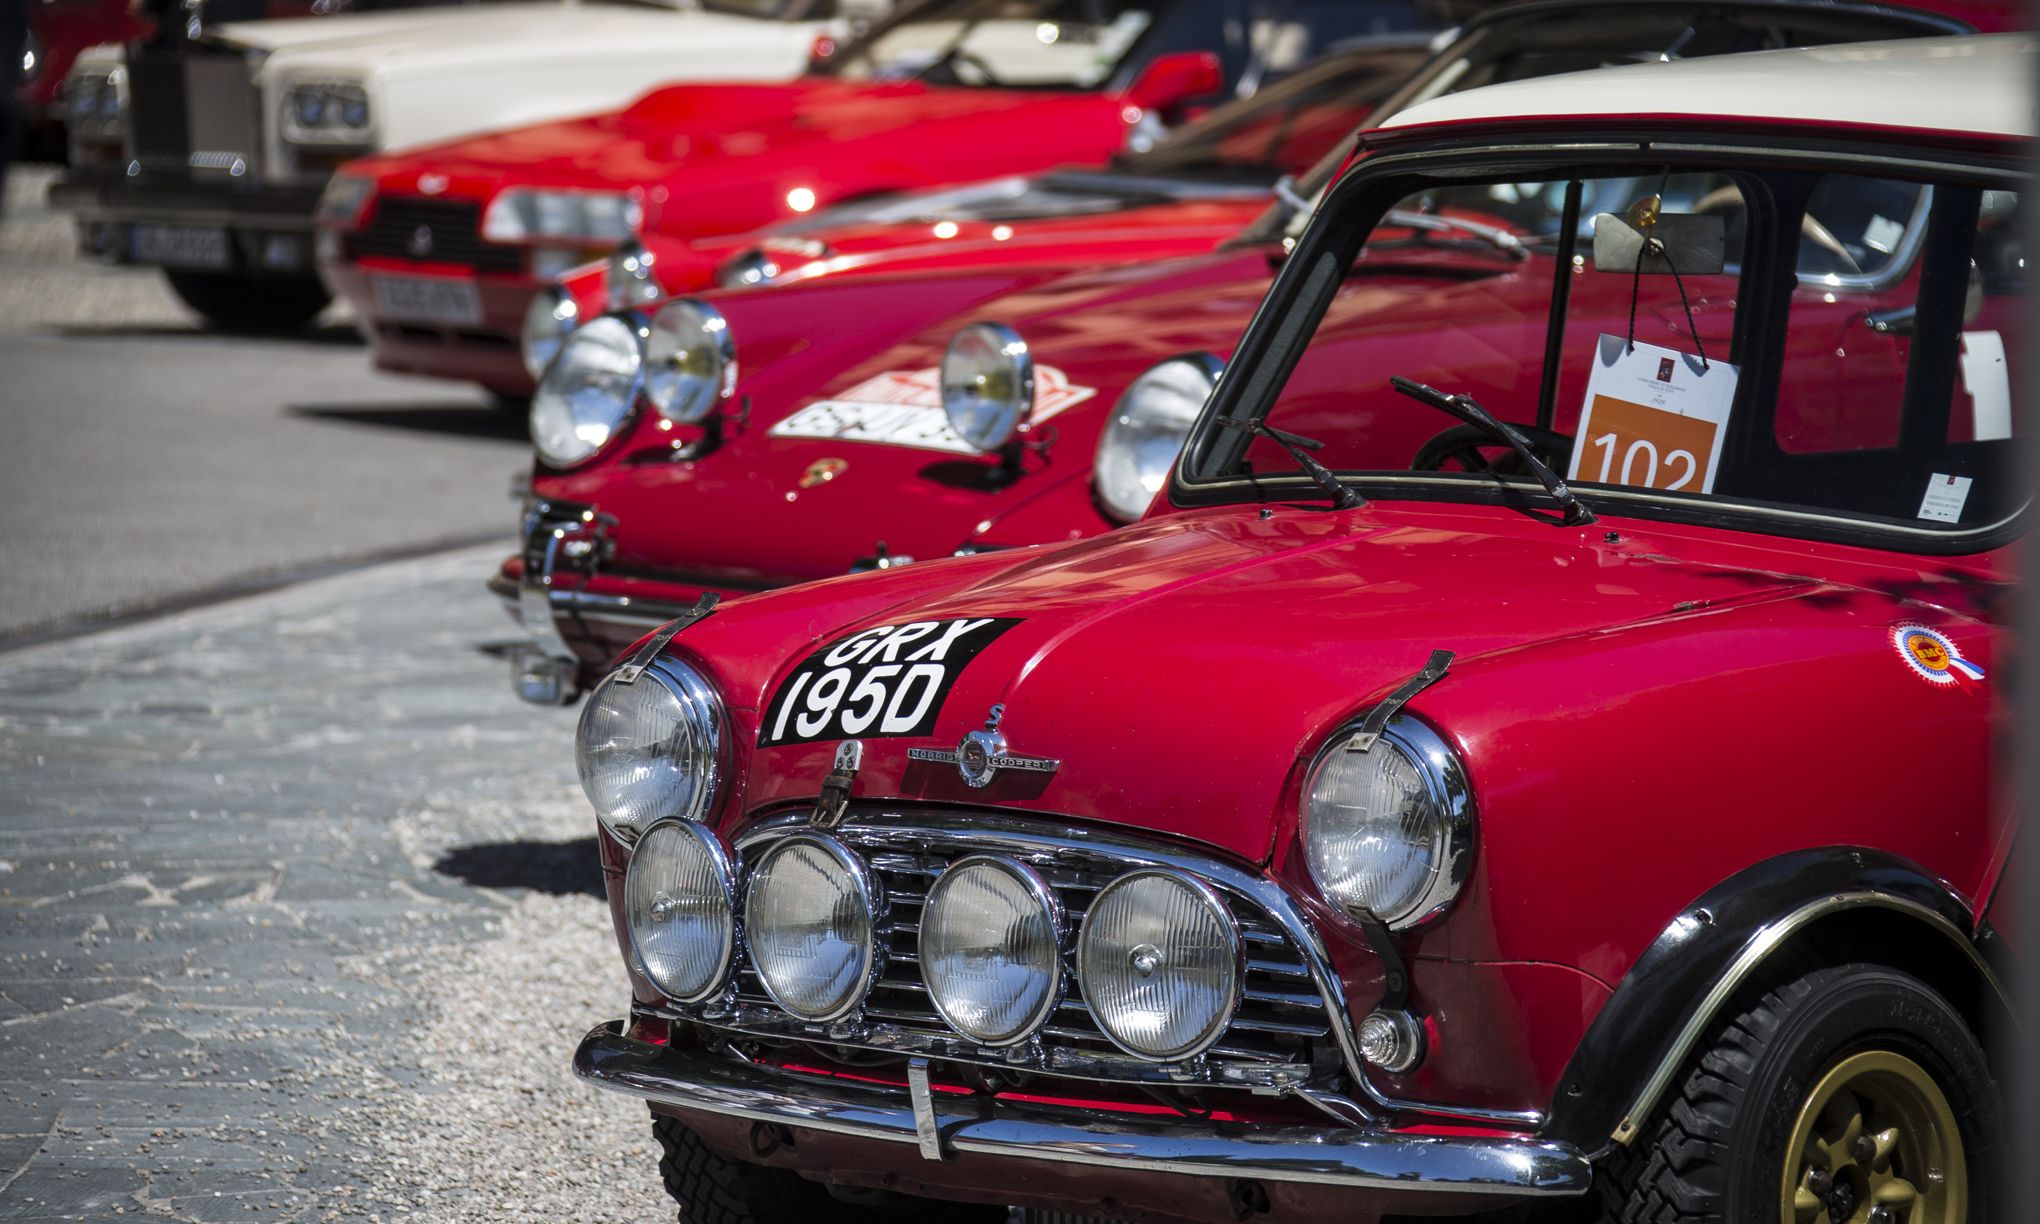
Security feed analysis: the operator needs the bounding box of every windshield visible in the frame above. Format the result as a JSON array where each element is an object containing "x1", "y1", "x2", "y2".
[
  {"x1": 1114, "y1": 38, "x2": 1430, "y2": 179},
  {"x1": 1184, "y1": 151, "x2": 2023, "y2": 547},
  {"x1": 1230, "y1": 1, "x2": 1973, "y2": 245}
]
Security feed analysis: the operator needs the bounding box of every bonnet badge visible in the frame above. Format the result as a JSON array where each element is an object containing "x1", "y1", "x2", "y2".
[{"x1": 907, "y1": 704, "x2": 1060, "y2": 789}]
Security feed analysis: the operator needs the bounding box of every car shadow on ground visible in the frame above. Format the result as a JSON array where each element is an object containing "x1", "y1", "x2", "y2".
[
  {"x1": 434, "y1": 838, "x2": 603, "y2": 898},
  {"x1": 290, "y1": 402, "x2": 530, "y2": 441},
  {"x1": 50, "y1": 321, "x2": 367, "y2": 346}
]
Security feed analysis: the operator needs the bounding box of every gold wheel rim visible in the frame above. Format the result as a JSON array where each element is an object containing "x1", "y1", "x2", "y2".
[{"x1": 1779, "y1": 1049, "x2": 1967, "y2": 1224}]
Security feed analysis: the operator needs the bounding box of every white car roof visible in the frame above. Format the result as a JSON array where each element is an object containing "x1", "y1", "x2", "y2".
[{"x1": 1378, "y1": 33, "x2": 2036, "y2": 141}]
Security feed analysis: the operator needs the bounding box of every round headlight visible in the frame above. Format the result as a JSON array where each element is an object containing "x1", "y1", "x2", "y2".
[
  {"x1": 1302, "y1": 717, "x2": 1473, "y2": 930},
  {"x1": 921, "y1": 856, "x2": 1061, "y2": 1045},
  {"x1": 531, "y1": 314, "x2": 640, "y2": 467},
  {"x1": 1077, "y1": 870, "x2": 1240, "y2": 1061},
  {"x1": 644, "y1": 298, "x2": 736, "y2": 425},
  {"x1": 293, "y1": 90, "x2": 326, "y2": 128},
  {"x1": 575, "y1": 657, "x2": 723, "y2": 844},
  {"x1": 606, "y1": 241, "x2": 660, "y2": 312},
  {"x1": 941, "y1": 321, "x2": 1034, "y2": 452},
  {"x1": 337, "y1": 91, "x2": 369, "y2": 130},
  {"x1": 625, "y1": 821, "x2": 737, "y2": 1003},
  {"x1": 1094, "y1": 353, "x2": 1218, "y2": 523},
  {"x1": 521, "y1": 285, "x2": 578, "y2": 380},
  {"x1": 744, "y1": 835, "x2": 878, "y2": 1022}
]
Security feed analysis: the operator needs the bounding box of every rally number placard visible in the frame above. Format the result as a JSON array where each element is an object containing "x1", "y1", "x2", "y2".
[
  {"x1": 1568, "y1": 335, "x2": 1739, "y2": 495},
  {"x1": 758, "y1": 618, "x2": 1021, "y2": 747}
]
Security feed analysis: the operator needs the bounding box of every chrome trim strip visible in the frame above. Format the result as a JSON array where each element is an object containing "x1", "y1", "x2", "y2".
[
  {"x1": 1611, "y1": 890, "x2": 2011, "y2": 1145},
  {"x1": 906, "y1": 1057, "x2": 944, "y2": 1161},
  {"x1": 574, "y1": 1022, "x2": 1591, "y2": 1197}
]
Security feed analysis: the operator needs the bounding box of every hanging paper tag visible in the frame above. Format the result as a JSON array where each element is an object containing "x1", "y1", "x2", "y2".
[{"x1": 1568, "y1": 335, "x2": 1740, "y2": 495}]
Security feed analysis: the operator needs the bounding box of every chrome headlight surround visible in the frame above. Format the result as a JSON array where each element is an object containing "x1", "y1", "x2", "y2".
[
  {"x1": 920, "y1": 854, "x2": 1064, "y2": 1047},
  {"x1": 521, "y1": 285, "x2": 579, "y2": 381},
  {"x1": 606, "y1": 240, "x2": 661, "y2": 312},
  {"x1": 1300, "y1": 716, "x2": 1473, "y2": 931},
  {"x1": 624, "y1": 820, "x2": 739, "y2": 1004},
  {"x1": 574, "y1": 655, "x2": 725, "y2": 846},
  {"x1": 743, "y1": 833, "x2": 883, "y2": 1023},
  {"x1": 643, "y1": 297, "x2": 737, "y2": 425},
  {"x1": 716, "y1": 247, "x2": 784, "y2": 289},
  {"x1": 530, "y1": 313, "x2": 643, "y2": 468},
  {"x1": 1094, "y1": 352, "x2": 1220, "y2": 524},
  {"x1": 940, "y1": 321, "x2": 1034, "y2": 453},
  {"x1": 1076, "y1": 868, "x2": 1242, "y2": 1061},
  {"x1": 281, "y1": 80, "x2": 372, "y2": 147}
]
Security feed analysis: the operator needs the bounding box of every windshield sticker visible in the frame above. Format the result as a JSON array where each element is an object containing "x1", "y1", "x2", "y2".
[
  {"x1": 1892, "y1": 624, "x2": 1985, "y2": 689},
  {"x1": 1917, "y1": 473, "x2": 1974, "y2": 524},
  {"x1": 1568, "y1": 335, "x2": 1740, "y2": 495},
  {"x1": 770, "y1": 367, "x2": 1096, "y2": 455},
  {"x1": 758, "y1": 617, "x2": 1022, "y2": 747}
]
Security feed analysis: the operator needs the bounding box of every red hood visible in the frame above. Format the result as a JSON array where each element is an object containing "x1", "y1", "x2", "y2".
[
  {"x1": 680, "y1": 502, "x2": 1815, "y2": 864},
  {"x1": 539, "y1": 247, "x2": 1280, "y2": 582},
  {"x1": 352, "y1": 76, "x2": 1136, "y2": 238}
]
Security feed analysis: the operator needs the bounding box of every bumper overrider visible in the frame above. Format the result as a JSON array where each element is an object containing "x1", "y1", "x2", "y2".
[
  {"x1": 496, "y1": 497, "x2": 731, "y2": 704},
  {"x1": 574, "y1": 1023, "x2": 1591, "y2": 1206},
  {"x1": 48, "y1": 170, "x2": 324, "y2": 274}
]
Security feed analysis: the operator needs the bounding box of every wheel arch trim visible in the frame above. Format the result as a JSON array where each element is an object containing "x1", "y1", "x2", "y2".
[{"x1": 1541, "y1": 847, "x2": 2010, "y2": 1155}]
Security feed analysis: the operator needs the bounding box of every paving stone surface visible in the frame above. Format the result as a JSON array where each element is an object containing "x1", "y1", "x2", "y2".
[{"x1": 0, "y1": 546, "x2": 672, "y2": 1222}]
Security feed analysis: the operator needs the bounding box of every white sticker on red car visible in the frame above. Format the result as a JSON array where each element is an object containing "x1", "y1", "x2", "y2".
[
  {"x1": 758, "y1": 617, "x2": 1022, "y2": 747},
  {"x1": 769, "y1": 366, "x2": 1097, "y2": 455}
]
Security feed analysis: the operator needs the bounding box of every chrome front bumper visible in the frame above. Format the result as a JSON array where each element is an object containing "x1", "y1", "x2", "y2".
[{"x1": 573, "y1": 1021, "x2": 1593, "y2": 1200}]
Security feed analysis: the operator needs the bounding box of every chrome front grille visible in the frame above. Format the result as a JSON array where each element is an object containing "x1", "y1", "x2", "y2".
[
  {"x1": 124, "y1": 46, "x2": 260, "y2": 179},
  {"x1": 690, "y1": 811, "x2": 1358, "y2": 1092}
]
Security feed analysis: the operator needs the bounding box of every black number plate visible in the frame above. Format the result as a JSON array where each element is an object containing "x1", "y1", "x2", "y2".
[{"x1": 758, "y1": 618, "x2": 1021, "y2": 747}]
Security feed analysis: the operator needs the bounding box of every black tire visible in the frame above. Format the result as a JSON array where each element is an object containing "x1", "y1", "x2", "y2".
[
  {"x1": 1601, "y1": 961, "x2": 1997, "y2": 1223},
  {"x1": 164, "y1": 270, "x2": 330, "y2": 334},
  {"x1": 652, "y1": 1113, "x2": 1004, "y2": 1224}
]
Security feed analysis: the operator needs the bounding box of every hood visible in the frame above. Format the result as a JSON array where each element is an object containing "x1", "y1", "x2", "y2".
[
  {"x1": 213, "y1": 2, "x2": 597, "y2": 54},
  {"x1": 256, "y1": 6, "x2": 814, "y2": 77},
  {"x1": 540, "y1": 249, "x2": 1276, "y2": 581},
  {"x1": 685, "y1": 502, "x2": 1812, "y2": 864}
]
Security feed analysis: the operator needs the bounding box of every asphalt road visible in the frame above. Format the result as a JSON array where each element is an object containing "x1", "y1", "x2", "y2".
[{"x1": 0, "y1": 165, "x2": 530, "y2": 642}]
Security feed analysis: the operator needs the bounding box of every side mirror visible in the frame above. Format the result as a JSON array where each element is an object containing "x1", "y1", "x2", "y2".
[
  {"x1": 1123, "y1": 51, "x2": 1222, "y2": 112},
  {"x1": 1591, "y1": 212, "x2": 1727, "y2": 277}
]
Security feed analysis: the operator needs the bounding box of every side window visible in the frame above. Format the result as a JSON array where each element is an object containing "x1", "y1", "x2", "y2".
[{"x1": 1776, "y1": 178, "x2": 2021, "y2": 460}]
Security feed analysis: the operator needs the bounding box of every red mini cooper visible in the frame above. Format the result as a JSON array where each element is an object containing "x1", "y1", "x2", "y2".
[
  {"x1": 316, "y1": 0, "x2": 1425, "y2": 402},
  {"x1": 498, "y1": 0, "x2": 1978, "y2": 705},
  {"x1": 568, "y1": 31, "x2": 2025, "y2": 1224}
]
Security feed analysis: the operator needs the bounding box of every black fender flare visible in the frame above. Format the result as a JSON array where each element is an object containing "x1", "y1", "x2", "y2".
[{"x1": 1540, "y1": 846, "x2": 2010, "y2": 1158}]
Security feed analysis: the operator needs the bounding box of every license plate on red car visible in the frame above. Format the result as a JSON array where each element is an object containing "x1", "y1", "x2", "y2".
[
  {"x1": 371, "y1": 275, "x2": 483, "y2": 327},
  {"x1": 130, "y1": 224, "x2": 231, "y2": 269}
]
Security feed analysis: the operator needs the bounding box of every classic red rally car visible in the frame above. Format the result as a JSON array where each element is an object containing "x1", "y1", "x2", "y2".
[
  {"x1": 496, "y1": 0, "x2": 1978, "y2": 704},
  {"x1": 569, "y1": 33, "x2": 2025, "y2": 1223},
  {"x1": 317, "y1": 0, "x2": 1425, "y2": 401},
  {"x1": 520, "y1": 30, "x2": 1438, "y2": 376}
]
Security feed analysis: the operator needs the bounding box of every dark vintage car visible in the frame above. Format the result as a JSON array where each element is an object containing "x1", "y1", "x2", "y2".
[
  {"x1": 496, "y1": 0, "x2": 1981, "y2": 705},
  {"x1": 564, "y1": 33, "x2": 2026, "y2": 1224}
]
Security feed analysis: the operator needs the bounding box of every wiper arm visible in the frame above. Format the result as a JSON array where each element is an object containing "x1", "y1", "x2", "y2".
[
  {"x1": 1218, "y1": 416, "x2": 1365, "y2": 510},
  {"x1": 1382, "y1": 209, "x2": 1528, "y2": 260},
  {"x1": 1388, "y1": 377, "x2": 1595, "y2": 525},
  {"x1": 1273, "y1": 174, "x2": 1314, "y2": 224}
]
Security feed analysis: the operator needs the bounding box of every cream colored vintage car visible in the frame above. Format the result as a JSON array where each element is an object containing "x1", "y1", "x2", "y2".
[{"x1": 51, "y1": 0, "x2": 882, "y2": 331}]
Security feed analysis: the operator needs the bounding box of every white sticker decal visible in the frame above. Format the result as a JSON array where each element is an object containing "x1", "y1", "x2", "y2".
[
  {"x1": 1862, "y1": 214, "x2": 1905, "y2": 256},
  {"x1": 1959, "y1": 330, "x2": 2011, "y2": 441},
  {"x1": 770, "y1": 366, "x2": 1097, "y2": 454},
  {"x1": 1568, "y1": 336, "x2": 1740, "y2": 495},
  {"x1": 1917, "y1": 473, "x2": 1973, "y2": 524}
]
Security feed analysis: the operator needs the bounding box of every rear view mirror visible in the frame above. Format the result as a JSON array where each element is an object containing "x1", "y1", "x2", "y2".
[
  {"x1": 1123, "y1": 51, "x2": 1223, "y2": 112},
  {"x1": 1591, "y1": 212, "x2": 1727, "y2": 276}
]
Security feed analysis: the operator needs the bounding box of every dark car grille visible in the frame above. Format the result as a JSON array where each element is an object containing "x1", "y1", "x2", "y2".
[
  {"x1": 712, "y1": 814, "x2": 1346, "y2": 1087},
  {"x1": 345, "y1": 198, "x2": 522, "y2": 274},
  {"x1": 126, "y1": 45, "x2": 260, "y2": 179}
]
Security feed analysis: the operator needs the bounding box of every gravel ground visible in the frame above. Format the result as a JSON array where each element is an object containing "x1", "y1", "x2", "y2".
[{"x1": 0, "y1": 545, "x2": 672, "y2": 1222}]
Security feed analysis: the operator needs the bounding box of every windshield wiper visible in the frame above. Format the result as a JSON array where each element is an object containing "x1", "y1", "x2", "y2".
[
  {"x1": 1218, "y1": 416, "x2": 1365, "y2": 509},
  {"x1": 1273, "y1": 174, "x2": 1314, "y2": 225},
  {"x1": 1388, "y1": 377, "x2": 1594, "y2": 525},
  {"x1": 1381, "y1": 209, "x2": 1529, "y2": 260}
]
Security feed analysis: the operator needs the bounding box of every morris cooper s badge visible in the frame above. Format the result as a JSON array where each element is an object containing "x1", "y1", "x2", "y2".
[{"x1": 908, "y1": 704, "x2": 1059, "y2": 789}]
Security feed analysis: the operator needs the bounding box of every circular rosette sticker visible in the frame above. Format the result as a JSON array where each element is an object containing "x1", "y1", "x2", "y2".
[{"x1": 1891, "y1": 624, "x2": 1986, "y2": 688}]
